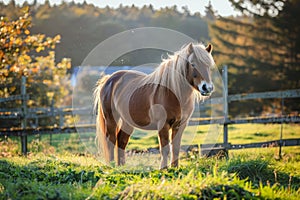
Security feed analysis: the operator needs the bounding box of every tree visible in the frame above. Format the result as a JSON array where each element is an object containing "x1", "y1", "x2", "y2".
[
  {"x1": 228, "y1": 0, "x2": 285, "y2": 17},
  {"x1": 0, "y1": 7, "x2": 71, "y2": 111},
  {"x1": 211, "y1": 16, "x2": 284, "y2": 90},
  {"x1": 228, "y1": 0, "x2": 300, "y2": 71},
  {"x1": 230, "y1": 0, "x2": 299, "y2": 102},
  {"x1": 274, "y1": 0, "x2": 300, "y2": 70},
  {"x1": 210, "y1": 0, "x2": 300, "y2": 116},
  {"x1": 204, "y1": 1, "x2": 217, "y2": 21}
]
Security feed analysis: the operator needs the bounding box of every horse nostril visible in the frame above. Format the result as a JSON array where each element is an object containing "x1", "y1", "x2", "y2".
[{"x1": 202, "y1": 84, "x2": 208, "y2": 92}]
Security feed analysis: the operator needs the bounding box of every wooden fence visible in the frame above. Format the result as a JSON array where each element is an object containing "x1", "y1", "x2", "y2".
[{"x1": 1, "y1": 66, "x2": 300, "y2": 155}]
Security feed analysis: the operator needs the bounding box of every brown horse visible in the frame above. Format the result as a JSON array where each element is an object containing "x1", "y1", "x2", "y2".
[{"x1": 93, "y1": 43, "x2": 215, "y2": 169}]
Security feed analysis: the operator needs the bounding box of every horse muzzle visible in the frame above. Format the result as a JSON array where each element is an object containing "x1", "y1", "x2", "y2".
[{"x1": 198, "y1": 81, "x2": 214, "y2": 96}]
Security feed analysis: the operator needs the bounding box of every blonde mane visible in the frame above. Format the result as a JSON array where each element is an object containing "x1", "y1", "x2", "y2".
[{"x1": 141, "y1": 43, "x2": 215, "y2": 103}]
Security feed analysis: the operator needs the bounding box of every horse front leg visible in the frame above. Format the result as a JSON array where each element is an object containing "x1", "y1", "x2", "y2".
[
  {"x1": 158, "y1": 126, "x2": 170, "y2": 169},
  {"x1": 171, "y1": 122, "x2": 187, "y2": 167}
]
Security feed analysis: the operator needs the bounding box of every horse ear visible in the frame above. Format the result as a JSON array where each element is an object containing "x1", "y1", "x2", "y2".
[
  {"x1": 187, "y1": 43, "x2": 193, "y2": 54},
  {"x1": 206, "y1": 43, "x2": 213, "y2": 54}
]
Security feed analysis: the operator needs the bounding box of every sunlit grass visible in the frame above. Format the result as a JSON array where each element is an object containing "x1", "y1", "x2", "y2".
[
  {"x1": 1, "y1": 126, "x2": 300, "y2": 199},
  {"x1": 1, "y1": 148, "x2": 300, "y2": 199}
]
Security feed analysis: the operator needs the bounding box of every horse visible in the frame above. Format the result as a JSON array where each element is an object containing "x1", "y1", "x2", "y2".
[{"x1": 93, "y1": 43, "x2": 215, "y2": 169}]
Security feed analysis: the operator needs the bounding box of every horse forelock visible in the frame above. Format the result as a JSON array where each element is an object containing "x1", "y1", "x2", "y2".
[{"x1": 192, "y1": 44, "x2": 215, "y2": 69}]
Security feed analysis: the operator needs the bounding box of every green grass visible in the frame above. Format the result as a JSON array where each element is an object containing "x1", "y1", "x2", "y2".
[
  {"x1": 0, "y1": 124, "x2": 299, "y2": 199},
  {"x1": 0, "y1": 149, "x2": 300, "y2": 199}
]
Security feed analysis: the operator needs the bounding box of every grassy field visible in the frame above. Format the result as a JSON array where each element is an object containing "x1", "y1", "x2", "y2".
[
  {"x1": 0, "y1": 148, "x2": 300, "y2": 199},
  {"x1": 0, "y1": 123, "x2": 299, "y2": 199}
]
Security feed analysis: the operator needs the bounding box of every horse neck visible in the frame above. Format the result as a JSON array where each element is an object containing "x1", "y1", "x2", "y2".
[{"x1": 146, "y1": 59, "x2": 195, "y2": 102}]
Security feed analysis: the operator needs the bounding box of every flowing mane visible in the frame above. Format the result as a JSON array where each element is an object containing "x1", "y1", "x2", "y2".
[{"x1": 142, "y1": 43, "x2": 215, "y2": 102}]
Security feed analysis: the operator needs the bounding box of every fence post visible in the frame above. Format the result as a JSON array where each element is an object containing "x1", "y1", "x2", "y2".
[
  {"x1": 279, "y1": 97, "x2": 284, "y2": 159},
  {"x1": 21, "y1": 76, "x2": 28, "y2": 155},
  {"x1": 222, "y1": 66, "x2": 229, "y2": 146},
  {"x1": 59, "y1": 109, "x2": 64, "y2": 127}
]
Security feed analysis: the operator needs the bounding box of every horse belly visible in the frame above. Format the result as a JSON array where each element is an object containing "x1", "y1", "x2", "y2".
[
  {"x1": 127, "y1": 84, "x2": 182, "y2": 130},
  {"x1": 128, "y1": 92, "x2": 153, "y2": 129}
]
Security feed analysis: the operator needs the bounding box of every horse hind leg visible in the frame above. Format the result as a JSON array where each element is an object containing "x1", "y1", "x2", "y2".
[
  {"x1": 117, "y1": 122, "x2": 133, "y2": 166},
  {"x1": 102, "y1": 117, "x2": 118, "y2": 165}
]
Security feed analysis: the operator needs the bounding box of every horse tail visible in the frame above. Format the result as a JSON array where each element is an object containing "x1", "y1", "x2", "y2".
[{"x1": 93, "y1": 75, "x2": 111, "y2": 161}]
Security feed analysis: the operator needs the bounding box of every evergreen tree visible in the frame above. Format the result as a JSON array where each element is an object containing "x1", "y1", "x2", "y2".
[
  {"x1": 204, "y1": 1, "x2": 217, "y2": 21},
  {"x1": 227, "y1": 0, "x2": 300, "y2": 90},
  {"x1": 210, "y1": 16, "x2": 283, "y2": 92},
  {"x1": 210, "y1": 0, "x2": 300, "y2": 115}
]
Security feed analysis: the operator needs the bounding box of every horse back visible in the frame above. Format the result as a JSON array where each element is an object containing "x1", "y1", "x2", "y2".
[{"x1": 100, "y1": 70, "x2": 146, "y2": 114}]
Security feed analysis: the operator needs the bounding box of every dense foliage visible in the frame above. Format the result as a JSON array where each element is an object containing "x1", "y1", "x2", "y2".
[
  {"x1": 0, "y1": 7, "x2": 71, "y2": 108},
  {"x1": 0, "y1": 7, "x2": 71, "y2": 128}
]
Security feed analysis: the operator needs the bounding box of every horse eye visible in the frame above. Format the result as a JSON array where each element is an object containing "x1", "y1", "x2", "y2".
[
  {"x1": 191, "y1": 63, "x2": 195, "y2": 67},
  {"x1": 193, "y1": 71, "x2": 197, "y2": 78}
]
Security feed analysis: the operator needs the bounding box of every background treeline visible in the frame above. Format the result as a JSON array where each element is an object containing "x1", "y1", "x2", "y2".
[
  {"x1": 0, "y1": 0, "x2": 209, "y2": 67},
  {"x1": 0, "y1": 0, "x2": 299, "y2": 118}
]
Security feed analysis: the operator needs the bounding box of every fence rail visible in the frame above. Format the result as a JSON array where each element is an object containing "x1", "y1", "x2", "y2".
[
  {"x1": 1, "y1": 66, "x2": 300, "y2": 155},
  {"x1": 204, "y1": 89, "x2": 300, "y2": 105},
  {"x1": 0, "y1": 94, "x2": 29, "y2": 103},
  {"x1": 1, "y1": 115, "x2": 300, "y2": 137},
  {"x1": 189, "y1": 115, "x2": 300, "y2": 126},
  {"x1": 0, "y1": 124, "x2": 95, "y2": 136}
]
